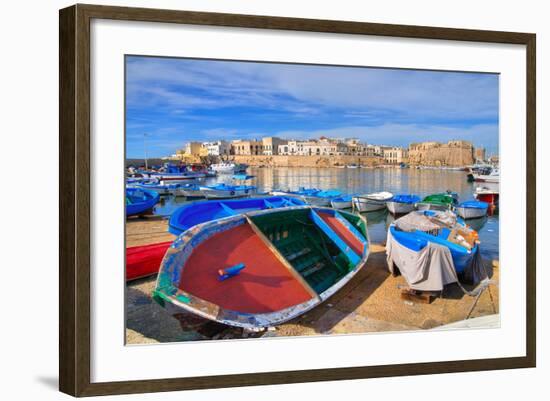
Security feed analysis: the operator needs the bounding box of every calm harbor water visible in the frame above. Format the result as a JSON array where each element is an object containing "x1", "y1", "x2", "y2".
[{"x1": 153, "y1": 167, "x2": 499, "y2": 262}]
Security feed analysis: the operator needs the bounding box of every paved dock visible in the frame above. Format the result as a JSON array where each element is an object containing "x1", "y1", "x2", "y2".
[{"x1": 125, "y1": 217, "x2": 499, "y2": 344}]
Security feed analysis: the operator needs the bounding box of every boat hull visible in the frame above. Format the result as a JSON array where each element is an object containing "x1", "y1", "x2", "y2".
[
  {"x1": 126, "y1": 188, "x2": 160, "y2": 216},
  {"x1": 330, "y1": 199, "x2": 352, "y2": 209},
  {"x1": 455, "y1": 206, "x2": 487, "y2": 219},
  {"x1": 353, "y1": 197, "x2": 387, "y2": 212},
  {"x1": 201, "y1": 188, "x2": 254, "y2": 199},
  {"x1": 154, "y1": 207, "x2": 369, "y2": 329},
  {"x1": 386, "y1": 201, "x2": 416, "y2": 215}
]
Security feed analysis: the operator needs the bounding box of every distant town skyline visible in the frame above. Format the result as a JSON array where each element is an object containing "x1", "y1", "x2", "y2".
[{"x1": 126, "y1": 56, "x2": 499, "y2": 158}]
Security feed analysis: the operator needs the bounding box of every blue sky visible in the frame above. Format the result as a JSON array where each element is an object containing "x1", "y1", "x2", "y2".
[{"x1": 126, "y1": 56, "x2": 499, "y2": 158}]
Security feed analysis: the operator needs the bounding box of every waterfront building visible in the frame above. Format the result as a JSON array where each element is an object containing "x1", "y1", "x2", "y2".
[
  {"x1": 408, "y1": 140, "x2": 474, "y2": 167},
  {"x1": 231, "y1": 139, "x2": 264, "y2": 155},
  {"x1": 204, "y1": 140, "x2": 231, "y2": 156},
  {"x1": 382, "y1": 146, "x2": 408, "y2": 164},
  {"x1": 262, "y1": 137, "x2": 287, "y2": 155}
]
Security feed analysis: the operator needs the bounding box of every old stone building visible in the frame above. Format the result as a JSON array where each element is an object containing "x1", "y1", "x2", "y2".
[{"x1": 408, "y1": 140, "x2": 474, "y2": 167}]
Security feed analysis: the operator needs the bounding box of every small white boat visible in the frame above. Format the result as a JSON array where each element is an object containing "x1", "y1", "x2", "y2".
[
  {"x1": 455, "y1": 200, "x2": 489, "y2": 219},
  {"x1": 346, "y1": 164, "x2": 359, "y2": 169},
  {"x1": 200, "y1": 183, "x2": 256, "y2": 199},
  {"x1": 210, "y1": 162, "x2": 248, "y2": 174},
  {"x1": 352, "y1": 191, "x2": 393, "y2": 212},
  {"x1": 171, "y1": 183, "x2": 204, "y2": 198},
  {"x1": 330, "y1": 195, "x2": 354, "y2": 209},
  {"x1": 386, "y1": 194, "x2": 421, "y2": 215}
]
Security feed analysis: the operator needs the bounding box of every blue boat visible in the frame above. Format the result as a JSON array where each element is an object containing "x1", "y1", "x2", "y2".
[
  {"x1": 388, "y1": 210, "x2": 479, "y2": 274},
  {"x1": 126, "y1": 188, "x2": 160, "y2": 217},
  {"x1": 199, "y1": 183, "x2": 257, "y2": 199},
  {"x1": 270, "y1": 187, "x2": 342, "y2": 206},
  {"x1": 330, "y1": 195, "x2": 354, "y2": 209},
  {"x1": 455, "y1": 200, "x2": 489, "y2": 219},
  {"x1": 135, "y1": 181, "x2": 181, "y2": 195},
  {"x1": 168, "y1": 196, "x2": 306, "y2": 235},
  {"x1": 386, "y1": 194, "x2": 421, "y2": 215}
]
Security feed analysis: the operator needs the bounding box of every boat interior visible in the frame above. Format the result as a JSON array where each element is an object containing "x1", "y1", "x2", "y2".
[{"x1": 176, "y1": 208, "x2": 368, "y2": 314}]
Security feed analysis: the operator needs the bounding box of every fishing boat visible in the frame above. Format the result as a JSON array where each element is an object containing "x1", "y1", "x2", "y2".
[
  {"x1": 126, "y1": 187, "x2": 160, "y2": 217},
  {"x1": 210, "y1": 162, "x2": 248, "y2": 174},
  {"x1": 200, "y1": 183, "x2": 256, "y2": 199},
  {"x1": 474, "y1": 185, "x2": 499, "y2": 205},
  {"x1": 153, "y1": 206, "x2": 369, "y2": 329},
  {"x1": 386, "y1": 194, "x2": 421, "y2": 215},
  {"x1": 387, "y1": 210, "x2": 480, "y2": 277},
  {"x1": 168, "y1": 196, "x2": 306, "y2": 235},
  {"x1": 170, "y1": 183, "x2": 204, "y2": 198},
  {"x1": 269, "y1": 188, "x2": 341, "y2": 206},
  {"x1": 386, "y1": 210, "x2": 485, "y2": 293},
  {"x1": 330, "y1": 195, "x2": 354, "y2": 209},
  {"x1": 416, "y1": 192, "x2": 458, "y2": 211},
  {"x1": 455, "y1": 200, "x2": 489, "y2": 219},
  {"x1": 135, "y1": 180, "x2": 180, "y2": 195},
  {"x1": 352, "y1": 192, "x2": 393, "y2": 212}
]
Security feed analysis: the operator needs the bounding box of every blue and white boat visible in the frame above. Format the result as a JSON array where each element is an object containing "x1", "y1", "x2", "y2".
[
  {"x1": 126, "y1": 187, "x2": 160, "y2": 217},
  {"x1": 135, "y1": 180, "x2": 180, "y2": 195},
  {"x1": 386, "y1": 194, "x2": 421, "y2": 215},
  {"x1": 170, "y1": 183, "x2": 204, "y2": 198},
  {"x1": 455, "y1": 200, "x2": 489, "y2": 219},
  {"x1": 352, "y1": 191, "x2": 393, "y2": 212},
  {"x1": 330, "y1": 195, "x2": 354, "y2": 209},
  {"x1": 388, "y1": 210, "x2": 479, "y2": 274},
  {"x1": 168, "y1": 196, "x2": 306, "y2": 235},
  {"x1": 200, "y1": 183, "x2": 256, "y2": 199},
  {"x1": 270, "y1": 188, "x2": 342, "y2": 206}
]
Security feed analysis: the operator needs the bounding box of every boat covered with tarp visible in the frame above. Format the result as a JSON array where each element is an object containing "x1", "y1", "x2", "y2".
[
  {"x1": 168, "y1": 196, "x2": 306, "y2": 235},
  {"x1": 153, "y1": 206, "x2": 369, "y2": 329},
  {"x1": 126, "y1": 187, "x2": 160, "y2": 217},
  {"x1": 386, "y1": 210, "x2": 487, "y2": 292},
  {"x1": 386, "y1": 194, "x2": 421, "y2": 215}
]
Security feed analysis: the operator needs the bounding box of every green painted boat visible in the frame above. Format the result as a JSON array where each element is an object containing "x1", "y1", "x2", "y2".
[
  {"x1": 153, "y1": 206, "x2": 369, "y2": 329},
  {"x1": 416, "y1": 192, "x2": 458, "y2": 211}
]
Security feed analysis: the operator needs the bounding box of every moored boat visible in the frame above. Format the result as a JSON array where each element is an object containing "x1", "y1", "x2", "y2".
[
  {"x1": 153, "y1": 206, "x2": 369, "y2": 329},
  {"x1": 387, "y1": 210, "x2": 482, "y2": 286},
  {"x1": 168, "y1": 196, "x2": 306, "y2": 235},
  {"x1": 210, "y1": 162, "x2": 248, "y2": 174},
  {"x1": 386, "y1": 194, "x2": 421, "y2": 215},
  {"x1": 352, "y1": 191, "x2": 393, "y2": 212},
  {"x1": 416, "y1": 192, "x2": 458, "y2": 211},
  {"x1": 269, "y1": 188, "x2": 341, "y2": 206},
  {"x1": 455, "y1": 200, "x2": 489, "y2": 219},
  {"x1": 472, "y1": 167, "x2": 499, "y2": 183},
  {"x1": 126, "y1": 187, "x2": 160, "y2": 217},
  {"x1": 330, "y1": 195, "x2": 354, "y2": 209},
  {"x1": 474, "y1": 186, "x2": 499, "y2": 205},
  {"x1": 170, "y1": 183, "x2": 204, "y2": 198},
  {"x1": 200, "y1": 183, "x2": 256, "y2": 199}
]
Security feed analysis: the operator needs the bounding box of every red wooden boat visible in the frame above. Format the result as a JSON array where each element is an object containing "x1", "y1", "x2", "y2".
[
  {"x1": 153, "y1": 206, "x2": 369, "y2": 329},
  {"x1": 126, "y1": 241, "x2": 172, "y2": 281}
]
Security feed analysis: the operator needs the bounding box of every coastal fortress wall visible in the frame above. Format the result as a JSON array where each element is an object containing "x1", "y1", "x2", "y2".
[
  {"x1": 233, "y1": 155, "x2": 383, "y2": 168},
  {"x1": 407, "y1": 140, "x2": 474, "y2": 167}
]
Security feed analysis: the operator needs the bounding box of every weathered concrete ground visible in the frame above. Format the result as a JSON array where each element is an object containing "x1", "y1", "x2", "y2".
[{"x1": 125, "y1": 217, "x2": 499, "y2": 344}]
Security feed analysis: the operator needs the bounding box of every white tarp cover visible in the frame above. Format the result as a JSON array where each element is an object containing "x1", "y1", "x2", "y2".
[{"x1": 386, "y1": 229, "x2": 459, "y2": 291}]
